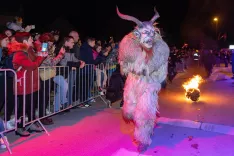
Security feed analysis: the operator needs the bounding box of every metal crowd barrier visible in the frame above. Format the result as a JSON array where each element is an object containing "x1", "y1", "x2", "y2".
[
  {"x1": 0, "y1": 63, "x2": 117, "y2": 154},
  {"x1": 0, "y1": 69, "x2": 18, "y2": 154}
]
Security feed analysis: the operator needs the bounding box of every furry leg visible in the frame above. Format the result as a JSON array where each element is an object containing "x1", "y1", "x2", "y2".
[
  {"x1": 122, "y1": 75, "x2": 137, "y2": 123},
  {"x1": 133, "y1": 82, "x2": 160, "y2": 152}
]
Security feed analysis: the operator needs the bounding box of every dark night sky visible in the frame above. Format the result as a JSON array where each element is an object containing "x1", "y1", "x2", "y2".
[{"x1": 0, "y1": 0, "x2": 234, "y2": 47}]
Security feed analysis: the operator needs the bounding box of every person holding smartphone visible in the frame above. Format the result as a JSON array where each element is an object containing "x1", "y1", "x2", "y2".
[
  {"x1": 37, "y1": 32, "x2": 66, "y2": 125},
  {"x1": 10, "y1": 32, "x2": 48, "y2": 137}
]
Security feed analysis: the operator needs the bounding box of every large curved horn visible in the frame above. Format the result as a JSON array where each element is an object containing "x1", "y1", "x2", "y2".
[
  {"x1": 116, "y1": 6, "x2": 143, "y2": 27},
  {"x1": 150, "y1": 7, "x2": 160, "y2": 23}
]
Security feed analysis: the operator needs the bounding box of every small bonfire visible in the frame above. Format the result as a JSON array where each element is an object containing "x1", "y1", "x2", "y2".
[{"x1": 182, "y1": 75, "x2": 203, "y2": 102}]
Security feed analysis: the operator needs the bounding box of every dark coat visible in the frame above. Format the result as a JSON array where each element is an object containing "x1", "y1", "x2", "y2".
[{"x1": 106, "y1": 68, "x2": 125, "y2": 103}]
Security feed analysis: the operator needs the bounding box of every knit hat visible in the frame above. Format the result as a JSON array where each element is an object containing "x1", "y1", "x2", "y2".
[
  {"x1": 39, "y1": 33, "x2": 54, "y2": 42},
  {"x1": 14, "y1": 32, "x2": 31, "y2": 43}
]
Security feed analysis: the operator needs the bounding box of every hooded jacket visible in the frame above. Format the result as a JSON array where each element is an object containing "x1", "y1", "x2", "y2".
[{"x1": 8, "y1": 42, "x2": 44, "y2": 95}]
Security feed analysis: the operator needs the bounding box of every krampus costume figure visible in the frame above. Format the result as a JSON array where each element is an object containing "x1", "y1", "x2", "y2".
[{"x1": 117, "y1": 7, "x2": 169, "y2": 152}]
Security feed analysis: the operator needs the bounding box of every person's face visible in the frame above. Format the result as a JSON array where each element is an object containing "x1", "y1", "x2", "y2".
[
  {"x1": 111, "y1": 42, "x2": 115, "y2": 48},
  {"x1": 65, "y1": 38, "x2": 75, "y2": 49},
  {"x1": 106, "y1": 46, "x2": 111, "y2": 52},
  {"x1": 23, "y1": 36, "x2": 33, "y2": 47},
  {"x1": 89, "y1": 40, "x2": 95, "y2": 47},
  {"x1": 96, "y1": 46, "x2": 102, "y2": 53},
  {"x1": 1, "y1": 37, "x2": 9, "y2": 47},
  {"x1": 54, "y1": 35, "x2": 59, "y2": 41},
  {"x1": 70, "y1": 32, "x2": 79, "y2": 43},
  {"x1": 5, "y1": 30, "x2": 12, "y2": 37}
]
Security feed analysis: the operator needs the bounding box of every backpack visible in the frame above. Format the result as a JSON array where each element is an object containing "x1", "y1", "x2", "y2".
[{"x1": 0, "y1": 53, "x2": 15, "y2": 77}]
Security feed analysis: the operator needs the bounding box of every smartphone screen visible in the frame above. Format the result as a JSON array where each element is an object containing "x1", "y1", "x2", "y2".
[{"x1": 41, "y1": 43, "x2": 48, "y2": 52}]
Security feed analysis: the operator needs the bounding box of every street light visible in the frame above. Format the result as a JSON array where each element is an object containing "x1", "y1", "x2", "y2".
[
  {"x1": 213, "y1": 17, "x2": 218, "y2": 40},
  {"x1": 213, "y1": 17, "x2": 218, "y2": 22}
]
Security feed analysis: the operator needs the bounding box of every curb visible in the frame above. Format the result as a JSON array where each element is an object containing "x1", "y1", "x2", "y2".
[
  {"x1": 158, "y1": 117, "x2": 234, "y2": 136},
  {"x1": 112, "y1": 148, "x2": 150, "y2": 156},
  {"x1": 158, "y1": 117, "x2": 201, "y2": 129},
  {"x1": 200, "y1": 122, "x2": 234, "y2": 135}
]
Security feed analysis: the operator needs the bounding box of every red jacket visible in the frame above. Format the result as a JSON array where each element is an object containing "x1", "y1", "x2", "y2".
[{"x1": 8, "y1": 42, "x2": 44, "y2": 95}]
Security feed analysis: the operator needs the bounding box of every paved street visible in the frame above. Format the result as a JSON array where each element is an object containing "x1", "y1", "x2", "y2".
[
  {"x1": 1, "y1": 104, "x2": 234, "y2": 156},
  {"x1": 159, "y1": 64, "x2": 234, "y2": 126},
  {"x1": 1, "y1": 64, "x2": 234, "y2": 156}
]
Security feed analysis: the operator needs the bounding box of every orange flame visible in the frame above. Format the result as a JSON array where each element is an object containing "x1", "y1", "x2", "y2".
[{"x1": 182, "y1": 75, "x2": 203, "y2": 92}]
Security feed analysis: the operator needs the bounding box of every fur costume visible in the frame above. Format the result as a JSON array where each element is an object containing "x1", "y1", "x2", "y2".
[{"x1": 116, "y1": 7, "x2": 169, "y2": 152}]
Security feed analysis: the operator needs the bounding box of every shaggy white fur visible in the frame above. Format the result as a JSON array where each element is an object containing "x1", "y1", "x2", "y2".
[{"x1": 119, "y1": 31, "x2": 169, "y2": 148}]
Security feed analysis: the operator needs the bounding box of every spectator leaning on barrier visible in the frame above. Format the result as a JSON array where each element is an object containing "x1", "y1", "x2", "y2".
[
  {"x1": 78, "y1": 37, "x2": 95, "y2": 108},
  {"x1": 53, "y1": 36, "x2": 85, "y2": 111},
  {"x1": 9, "y1": 32, "x2": 48, "y2": 137},
  {"x1": 69, "y1": 31, "x2": 80, "y2": 59},
  {"x1": 37, "y1": 32, "x2": 66, "y2": 125},
  {"x1": 0, "y1": 34, "x2": 16, "y2": 130},
  {"x1": 93, "y1": 44, "x2": 108, "y2": 95},
  {"x1": 59, "y1": 36, "x2": 85, "y2": 108}
]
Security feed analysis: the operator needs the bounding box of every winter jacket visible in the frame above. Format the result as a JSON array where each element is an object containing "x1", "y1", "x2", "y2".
[
  {"x1": 8, "y1": 42, "x2": 44, "y2": 95},
  {"x1": 58, "y1": 52, "x2": 81, "y2": 78},
  {"x1": 106, "y1": 69, "x2": 124, "y2": 103}
]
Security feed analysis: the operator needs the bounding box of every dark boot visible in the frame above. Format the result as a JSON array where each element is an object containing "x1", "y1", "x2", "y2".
[
  {"x1": 41, "y1": 118, "x2": 54, "y2": 125},
  {"x1": 27, "y1": 124, "x2": 43, "y2": 133},
  {"x1": 15, "y1": 128, "x2": 30, "y2": 137}
]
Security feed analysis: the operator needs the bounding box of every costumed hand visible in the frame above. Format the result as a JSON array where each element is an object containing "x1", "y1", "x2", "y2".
[{"x1": 80, "y1": 60, "x2": 85, "y2": 68}]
